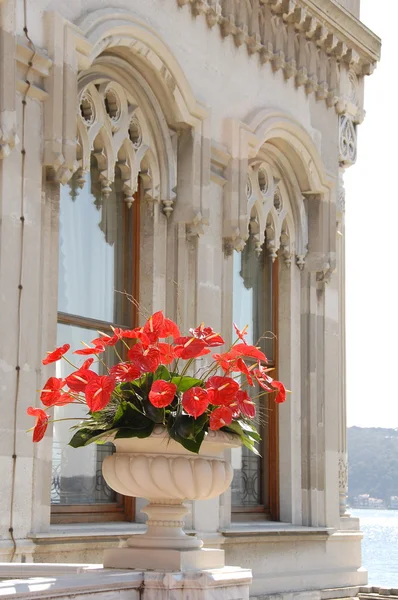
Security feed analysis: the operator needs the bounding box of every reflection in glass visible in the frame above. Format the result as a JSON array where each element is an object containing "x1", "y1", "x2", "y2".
[{"x1": 231, "y1": 238, "x2": 274, "y2": 507}]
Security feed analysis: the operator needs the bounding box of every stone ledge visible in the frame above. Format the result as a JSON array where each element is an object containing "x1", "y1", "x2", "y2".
[{"x1": 0, "y1": 565, "x2": 252, "y2": 600}]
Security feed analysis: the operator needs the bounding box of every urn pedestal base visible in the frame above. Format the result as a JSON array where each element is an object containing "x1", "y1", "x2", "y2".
[{"x1": 103, "y1": 547, "x2": 225, "y2": 571}]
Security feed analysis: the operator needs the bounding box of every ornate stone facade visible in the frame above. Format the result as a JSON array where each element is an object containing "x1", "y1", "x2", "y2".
[{"x1": 0, "y1": 0, "x2": 380, "y2": 596}]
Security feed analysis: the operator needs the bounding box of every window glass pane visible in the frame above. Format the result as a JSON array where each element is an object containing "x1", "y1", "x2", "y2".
[
  {"x1": 52, "y1": 323, "x2": 116, "y2": 505},
  {"x1": 231, "y1": 240, "x2": 274, "y2": 508},
  {"x1": 58, "y1": 164, "x2": 134, "y2": 325}
]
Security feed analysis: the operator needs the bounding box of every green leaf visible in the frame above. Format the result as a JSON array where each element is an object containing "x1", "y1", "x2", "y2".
[
  {"x1": 114, "y1": 422, "x2": 154, "y2": 439},
  {"x1": 167, "y1": 413, "x2": 206, "y2": 454},
  {"x1": 170, "y1": 376, "x2": 203, "y2": 392},
  {"x1": 241, "y1": 435, "x2": 261, "y2": 456},
  {"x1": 154, "y1": 365, "x2": 171, "y2": 381},
  {"x1": 175, "y1": 430, "x2": 205, "y2": 454},
  {"x1": 69, "y1": 428, "x2": 118, "y2": 448}
]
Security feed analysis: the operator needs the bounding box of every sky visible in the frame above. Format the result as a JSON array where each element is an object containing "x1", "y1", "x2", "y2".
[{"x1": 345, "y1": 0, "x2": 397, "y2": 428}]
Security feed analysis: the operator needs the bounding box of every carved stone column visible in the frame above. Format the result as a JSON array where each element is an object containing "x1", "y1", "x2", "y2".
[
  {"x1": 337, "y1": 168, "x2": 349, "y2": 518},
  {"x1": 337, "y1": 111, "x2": 357, "y2": 518}
]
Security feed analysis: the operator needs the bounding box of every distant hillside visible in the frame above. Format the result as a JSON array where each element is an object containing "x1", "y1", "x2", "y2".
[{"x1": 348, "y1": 427, "x2": 398, "y2": 503}]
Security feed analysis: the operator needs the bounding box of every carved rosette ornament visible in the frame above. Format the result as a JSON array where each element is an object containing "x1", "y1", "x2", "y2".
[{"x1": 339, "y1": 115, "x2": 357, "y2": 167}]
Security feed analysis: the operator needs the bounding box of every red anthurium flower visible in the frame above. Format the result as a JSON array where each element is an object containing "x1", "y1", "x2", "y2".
[
  {"x1": 233, "y1": 323, "x2": 248, "y2": 344},
  {"x1": 42, "y1": 343, "x2": 70, "y2": 365},
  {"x1": 54, "y1": 392, "x2": 76, "y2": 407},
  {"x1": 27, "y1": 407, "x2": 49, "y2": 442},
  {"x1": 189, "y1": 324, "x2": 225, "y2": 347},
  {"x1": 149, "y1": 380, "x2": 177, "y2": 408},
  {"x1": 173, "y1": 337, "x2": 208, "y2": 360},
  {"x1": 159, "y1": 318, "x2": 180, "y2": 340},
  {"x1": 182, "y1": 387, "x2": 209, "y2": 418},
  {"x1": 91, "y1": 332, "x2": 119, "y2": 347},
  {"x1": 230, "y1": 344, "x2": 267, "y2": 363},
  {"x1": 65, "y1": 369, "x2": 98, "y2": 392},
  {"x1": 234, "y1": 358, "x2": 254, "y2": 386},
  {"x1": 231, "y1": 390, "x2": 256, "y2": 418},
  {"x1": 213, "y1": 351, "x2": 236, "y2": 372},
  {"x1": 119, "y1": 328, "x2": 150, "y2": 346},
  {"x1": 158, "y1": 343, "x2": 176, "y2": 366},
  {"x1": 74, "y1": 344, "x2": 105, "y2": 356},
  {"x1": 271, "y1": 380, "x2": 287, "y2": 404},
  {"x1": 81, "y1": 358, "x2": 94, "y2": 370},
  {"x1": 253, "y1": 365, "x2": 274, "y2": 391},
  {"x1": 40, "y1": 377, "x2": 65, "y2": 407},
  {"x1": 85, "y1": 376, "x2": 115, "y2": 412},
  {"x1": 206, "y1": 376, "x2": 239, "y2": 405},
  {"x1": 128, "y1": 344, "x2": 161, "y2": 373},
  {"x1": 143, "y1": 311, "x2": 165, "y2": 344},
  {"x1": 109, "y1": 362, "x2": 141, "y2": 382},
  {"x1": 209, "y1": 406, "x2": 233, "y2": 431}
]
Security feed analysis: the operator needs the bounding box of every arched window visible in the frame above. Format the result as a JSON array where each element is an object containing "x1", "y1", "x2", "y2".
[
  {"x1": 51, "y1": 69, "x2": 175, "y2": 523},
  {"x1": 231, "y1": 163, "x2": 294, "y2": 520}
]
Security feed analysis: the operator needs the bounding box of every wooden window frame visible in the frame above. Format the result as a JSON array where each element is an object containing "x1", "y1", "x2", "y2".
[
  {"x1": 51, "y1": 184, "x2": 140, "y2": 524},
  {"x1": 232, "y1": 258, "x2": 279, "y2": 521}
]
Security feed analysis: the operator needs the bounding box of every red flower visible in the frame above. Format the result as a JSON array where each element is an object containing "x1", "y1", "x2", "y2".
[
  {"x1": 91, "y1": 331, "x2": 119, "y2": 347},
  {"x1": 54, "y1": 392, "x2": 75, "y2": 407},
  {"x1": 27, "y1": 407, "x2": 49, "y2": 442},
  {"x1": 213, "y1": 351, "x2": 236, "y2": 372},
  {"x1": 173, "y1": 337, "x2": 208, "y2": 359},
  {"x1": 81, "y1": 358, "x2": 94, "y2": 369},
  {"x1": 271, "y1": 380, "x2": 287, "y2": 404},
  {"x1": 42, "y1": 344, "x2": 70, "y2": 365},
  {"x1": 109, "y1": 362, "x2": 141, "y2": 382},
  {"x1": 119, "y1": 328, "x2": 151, "y2": 347},
  {"x1": 209, "y1": 406, "x2": 233, "y2": 430},
  {"x1": 159, "y1": 318, "x2": 180, "y2": 340},
  {"x1": 65, "y1": 369, "x2": 98, "y2": 392},
  {"x1": 85, "y1": 376, "x2": 115, "y2": 412},
  {"x1": 230, "y1": 344, "x2": 267, "y2": 363},
  {"x1": 143, "y1": 311, "x2": 165, "y2": 344},
  {"x1": 74, "y1": 344, "x2": 105, "y2": 356},
  {"x1": 231, "y1": 390, "x2": 256, "y2": 418},
  {"x1": 40, "y1": 377, "x2": 65, "y2": 407},
  {"x1": 189, "y1": 324, "x2": 224, "y2": 347},
  {"x1": 149, "y1": 380, "x2": 177, "y2": 408},
  {"x1": 233, "y1": 323, "x2": 248, "y2": 344},
  {"x1": 206, "y1": 376, "x2": 239, "y2": 405},
  {"x1": 128, "y1": 344, "x2": 161, "y2": 373},
  {"x1": 253, "y1": 365, "x2": 274, "y2": 391},
  {"x1": 182, "y1": 387, "x2": 209, "y2": 418},
  {"x1": 158, "y1": 343, "x2": 176, "y2": 366}
]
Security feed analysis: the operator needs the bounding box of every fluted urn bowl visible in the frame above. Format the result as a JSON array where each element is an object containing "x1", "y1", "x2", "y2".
[{"x1": 102, "y1": 425, "x2": 240, "y2": 555}]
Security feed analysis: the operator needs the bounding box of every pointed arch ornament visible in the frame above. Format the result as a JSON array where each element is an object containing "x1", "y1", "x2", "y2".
[
  {"x1": 43, "y1": 9, "x2": 208, "y2": 217},
  {"x1": 223, "y1": 109, "x2": 335, "y2": 281}
]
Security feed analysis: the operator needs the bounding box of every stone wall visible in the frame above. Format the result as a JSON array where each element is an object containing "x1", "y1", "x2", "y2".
[{"x1": 0, "y1": 0, "x2": 380, "y2": 595}]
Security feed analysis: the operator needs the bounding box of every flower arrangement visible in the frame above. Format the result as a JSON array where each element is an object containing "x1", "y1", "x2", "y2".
[{"x1": 27, "y1": 312, "x2": 286, "y2": 454}]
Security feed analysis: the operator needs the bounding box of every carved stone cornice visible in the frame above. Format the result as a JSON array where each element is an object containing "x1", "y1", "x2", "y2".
[{"x1": 177, "y1": 0, "x2": 381, "y2": 114}]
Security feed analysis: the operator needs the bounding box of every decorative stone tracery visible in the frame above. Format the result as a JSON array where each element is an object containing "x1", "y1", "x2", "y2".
[{"x1": 75, "y1": 80, "x2": 164, "y2": 211}]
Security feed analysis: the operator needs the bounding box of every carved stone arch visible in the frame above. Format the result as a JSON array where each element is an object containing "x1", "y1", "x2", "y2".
[
  {"x1": 76, "y1": 58, "x2": 177, "y2": 215},
  {"x1": 247, "y1": 110, "x2": 334, "y2": 275},
  {"x1": 75, "y1": 9, "x2": 208, "y2": 128},
  {"x1": 265, "y1": 210, "x2": 279, "y2": 262}
]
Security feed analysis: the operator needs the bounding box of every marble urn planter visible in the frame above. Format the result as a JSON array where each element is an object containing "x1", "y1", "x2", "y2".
[{"x1": 102, "y1": 425, "x2": 240, "y2": 571}]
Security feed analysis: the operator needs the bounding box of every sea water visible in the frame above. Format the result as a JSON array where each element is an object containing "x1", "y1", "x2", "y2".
[{"x1": 351, "y1": 508, "x2": 398, "y2": 587}]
